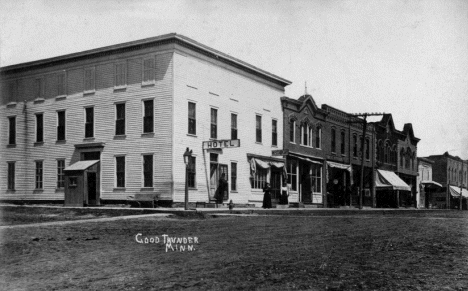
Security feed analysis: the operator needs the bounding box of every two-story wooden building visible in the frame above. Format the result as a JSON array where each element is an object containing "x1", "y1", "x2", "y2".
[{"x1": 0, "y1": 33, "x2": 291, "y2": 206}]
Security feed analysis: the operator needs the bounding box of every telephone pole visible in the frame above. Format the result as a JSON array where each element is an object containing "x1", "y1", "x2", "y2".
[{"x1": 348, "y1": 112, "x2": 385, "y2": 209}]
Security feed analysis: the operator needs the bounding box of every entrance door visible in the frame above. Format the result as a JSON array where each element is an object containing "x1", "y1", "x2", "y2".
[
  {"x1": 270, "y1": 168, "x2": 282, "y2": 201},
  {"x1": 87, "y1": 172, "x2": 97, "y2": 205},
  {"x1": 301, "y1": 163, "x2": 312, "y2": 203},
  {"x1": 218, "y1": 164, "x2": 229, "y2": 201}
]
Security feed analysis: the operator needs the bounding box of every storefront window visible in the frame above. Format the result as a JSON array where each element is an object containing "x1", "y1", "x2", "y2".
[
  {"x1": 252, "y1": 168, "x2": 267, "y2": 189},
  {"x1": 287, "y1": 159, "x2": 298, "y2": 191},
  {"x1": 311, "y1": 164, "x2": 322, "y2": 193}
]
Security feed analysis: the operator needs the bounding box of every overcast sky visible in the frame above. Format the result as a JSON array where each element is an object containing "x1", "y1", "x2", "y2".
[{"x1": 1, "y1": 0, "x2": 467, "y2": 159}]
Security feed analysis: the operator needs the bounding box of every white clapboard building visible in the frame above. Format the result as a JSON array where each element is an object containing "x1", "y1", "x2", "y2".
[{"x1": 0, "y1": 33, "x2": 291, "y2": 206}]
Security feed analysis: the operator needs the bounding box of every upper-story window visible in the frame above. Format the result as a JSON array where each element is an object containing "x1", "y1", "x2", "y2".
[
  {"x1": 36, "y1": 113, "x2": 44, "y2": 143},
  {"x1": 8, "y1": 116, "x2": 16, "y2": 145},
  {"x1": 231, "y1": 113, "x2": 238, "y2": 140},
  {"x1": 301, "y1": 124, "x2": 309, "y2": 146},
  {"x1": 340, "y1": 131, "x2": 345, "y2": 155},
  {"x1": 365, "y1": 138, "x2": 370, "y2": 160},
  {"x1": 84, "y1": 67, "x2": 95, "y2": 92},
  {"x1": 256, "y1": 115, "x2": 262, "y2": 143},
  {"x1": 211, "y1": 108, "x2": 218, "y2": 139},
  {"x1": 143, "y1": 100, "x2": 154, "y2": 133},
  {"x1": 57, "y1": 111, "x2": 66, "y2": 141},
  {"x1": 331, "y1": 128, "x2": 336, "y2": 153},
  {"x1": 34, "y1": 78, "x2": 42, "y2": 98},
  {"x1": 57, "y1": 72, "x2": 66, "y2": 96},
  {"x1": 114, "y1": 63, "x2": 127, "y2": 88},
  {"x1": 272, "y1": 119, "x2": 278, "y2": 146},
  {"x1": 188, "y1": 102, "x2": 196, "y2": 135},
  {"x1": 8, "y1": 81, "x2": 18, "y2": 103},
  {"x1": 353, "y1": 135, "x2": 358, "y2": 157},
  {"x1": 290, "y1": 120, "x2": 296, "y2": 143},
  {"x1": 85, "y1": 107, "x2": 94, "y2": 138},
  {"x1": 115, "y1": 103, "x2": 126, "y2": 135},
  {"x1": 142, "y1": 58, "x2": 155, "y2": 84},
  {"x1": 315, "y1": 126, "x2": 322, "y2": 149}
]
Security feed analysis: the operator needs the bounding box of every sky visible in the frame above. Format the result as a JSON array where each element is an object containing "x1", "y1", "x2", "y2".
[{"x1": 1, "y1": 0, "x2": 467, "y2": 159}]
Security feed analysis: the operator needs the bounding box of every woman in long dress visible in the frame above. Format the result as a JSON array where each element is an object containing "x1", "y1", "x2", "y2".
[
  {"x1": 262, "y1": 183, "x2": 272, "y2": 209},
  {"x1": 280, "y1": 178, "x2": 289, "y2": 205}
]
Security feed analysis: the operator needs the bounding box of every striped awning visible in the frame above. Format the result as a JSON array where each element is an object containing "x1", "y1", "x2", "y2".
[
  {"x1": 375, "y1": 170, "x2": 411, "y2": 191},
  {"x1": 449, "y1": 186, "x2": 468, "y2": 198}
]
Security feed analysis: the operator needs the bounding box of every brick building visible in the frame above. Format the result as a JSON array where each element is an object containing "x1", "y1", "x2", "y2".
[
  {"x1": 1, "y1": 33, "x2": 291, "y2": 206},
  {"x1": 416, "y1": 157, "x2": 441, "y2": 209},
  {"x1": 371, "y1": 114, "x2": 419, "y2": 208},
  {"x1": 280, "y1": 94, "x2": 375, "y2": 208},
  {"x1": 423, "y1": 152, "x2": 468, "y2": 209}
]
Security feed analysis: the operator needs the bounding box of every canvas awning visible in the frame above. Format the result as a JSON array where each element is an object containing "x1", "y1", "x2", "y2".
[
  {"x1": 270, "y1": 161, "x2": 285, "y2": 168},
  {"x1": 375, "y1": 170, "x2": 411, "y2": 191},
  {"x1": 64, "y1": 160, "x2": 99, "y2": 172},
  {"x1": 421, "y1": 180, "x2": 442, "y2": 188},
  {"x1": 289, "y1": 153, "x2": 323, "y2": 165},
  {"x1": 327, "y1": 161, "x2": 352, "y2": 172},
  {"x1": 449, "y1": 185, "x2": 468, "y2": 198}
]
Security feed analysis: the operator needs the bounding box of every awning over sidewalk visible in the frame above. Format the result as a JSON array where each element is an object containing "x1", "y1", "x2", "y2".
[
  {"x1": 375, "y1": 170, "x2": 411, "y2": 191},
  {"x1": 449, "y1": 185, "x2": 468, "y2": 198},
  {"x1": 421, "y1": 180, "x2": 442, "y2": 188},
  {"x1": 64, "y1": 160, "x2": 99, "y2": 172},
  {"x1": 326, "y1": 161, "x2": 352, "y2": 172},
  {"x1": 289, "y1": 152, "x2": 323, "y2": 165}
]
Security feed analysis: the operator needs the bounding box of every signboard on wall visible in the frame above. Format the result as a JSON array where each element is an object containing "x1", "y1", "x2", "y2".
[{"x1": 202, "y1": 139, "x2": 240, "y2": 150}]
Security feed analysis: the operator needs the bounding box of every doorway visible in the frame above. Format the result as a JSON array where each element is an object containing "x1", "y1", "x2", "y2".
[
  {"x1": 209, "y1": 153, "x2": 229, "y2": 201},
  {"x1": 270, "y1": 168, "x2": 282, "y2": 201},
  {"x1": 87, "y1": 172, "x2": 97, "y2": 204}
]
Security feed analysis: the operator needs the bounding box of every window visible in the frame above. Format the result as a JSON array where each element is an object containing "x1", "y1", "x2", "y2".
[
  {"x1": 252, "y1": 167, "x2": 267, "y2": 189},
  {"x1": 231, "y1": 114, "x2": 238, "y2": 140},
  {"x1": 272, "y1": 119, "x2": 277, "y2": 146},
  {"x1": 115, "y1": 103, "x2": 126, "y2": 135},
  {"x1": 301, "y1": 125, "x2": 308, "y2": 146},
  {"x1": 143, "y1": 100, "x2": 154, "y2": 133},
  {"x1": 84, "y1": 67, "x2": 95, "y2": 92},
  {"x1": 340, "y1": 131, "x2": 345, "y2": 155},
  {"x1": 57, "y1": 72, "x2": 66, "y2": 96},
  {"x1": 8, "y1": 162, "x2": 15, "y2": 190},
  {"x1": 211, "y1": 108, "x2": 217, "y2": 139},
  {"x1": 385, "y1": 144, "x2": 389, "y2": 163},
  {"x1": 57, "y1": 160, "x2": 65, "y2": 189},
  {"x1": 256, "y1": 115, "x2": 262, "y2": 143},
  {"x1": 315, "y1": 126, "x2": 322, "y2": 149},
  {"x1": 143, "y1": 154, "x2": 153, "y2": 187},
  {"x1": 85, "y1": 107, "x2": 94, "y2": 138},
  {"x1": 231, "y1": 162, "x2": 237, "y2": 191},
  {"x1": 114, "y1": 63, "x2": 126, "y2": 87},
  {"x1": 188, "y1": 156, "x2": 196, "y2": 188},
  {"x1": 69, "y1": 177, "x2": 78, "y2": 187},
  {"x1": 143, "y1": 58, "x2": 155, "y2": 83},
  {"x1": 8, "y1": 81, "x2": 17, "y2": 103},
  {"x1": 34, "y1": 78, "x2": 42, "y2": 98},
  {"x1": 188, "y1": 102, "x2": 196, "y2": 135},
  {"x1": 331, "y1": 128, "x2": 336, "y2": 153},
  {"x1": 353, "y1": 135, "x2": 358, "y2": 157},
  {"x1": 309, "y1": 126, "x2": 313, "y2": 147},
  {"x1": 290, "y1": 120, "x2": 296, "y2": 143},
  {"x1": 36, "y1": 113, "x2": 44, "y2": 143},
  {"x1": 365, "y1": 138, "x2": 370, "y2": 160},
  {"x1": 116, "y1": 156, "x2": 125, "y2": 188},
  {"x1": 311, "y1": 164, "x2": 322, "y2": 193},
  {"x1": 400, "y1": 150, "x2": 404, "y2": 167},
  {"x1": 287, "y1": 159, "x2": 298, "y2": 191},
  {"x1": 57, "y1": 111, "x2": 66, "y2": 141},
  {"x1": 35, "y1": 161, "x2": 43, "y2": 189},
  {"x1": 8, "y1": 116, "x2": 16, "y2": 145}
]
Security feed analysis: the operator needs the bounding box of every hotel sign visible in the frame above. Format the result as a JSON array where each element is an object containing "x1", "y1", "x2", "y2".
[{"x1": 203, "y1": 139, "x2": 240, "y2": 150}]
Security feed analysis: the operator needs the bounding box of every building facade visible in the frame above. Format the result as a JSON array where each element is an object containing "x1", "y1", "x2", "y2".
[
  {"x1": 371, "y1": 114, "x2": 419, "y2": 208},
  {"x1": 1, "y1": 33, "x2": 291, "y2": 206},
  {"x1": 424, "y1": 152, "x2": 468, "y2": 209},
  {"x1": 416, "y1": 157, "x2": 442, "y2": 209}
]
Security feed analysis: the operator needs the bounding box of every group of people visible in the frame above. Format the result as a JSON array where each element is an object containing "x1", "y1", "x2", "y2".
[{"x1": 262, "y1": 178, "x2": 290, "y2": 209}]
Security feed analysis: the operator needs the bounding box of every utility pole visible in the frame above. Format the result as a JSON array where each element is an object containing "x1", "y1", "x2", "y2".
[{"x1": 348, "y1": 112, "x2": 385, "y2": 209}]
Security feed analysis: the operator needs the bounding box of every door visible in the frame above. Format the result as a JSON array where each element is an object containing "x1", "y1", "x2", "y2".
[
  {"x1": 301, "y1": 163, "x2": 312, "y2": 203},
  {"x1": 87, "y1": 172, "x2": 97, "y2": 205},
  {"x1": 218, "y1": 164, "x2": 229, "y2": 201},
  {"x1": 270, "y1": 168, "x2": 282, "y2": 201}
]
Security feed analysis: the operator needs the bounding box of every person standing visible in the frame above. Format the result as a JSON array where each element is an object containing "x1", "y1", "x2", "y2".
[
  {"x1": 279, "y1": 178, "x2": 290, "y2": 205},
  {"x1": 216, "y1": 173, "x2": 228, "y2": 205},
  {"x1": 262, "y1": 183, "x2": 273, "y2": 209}
]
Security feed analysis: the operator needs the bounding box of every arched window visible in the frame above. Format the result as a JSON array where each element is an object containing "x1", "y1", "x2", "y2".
[
  {"x1": 289, "y1": 120, "x2": 296, "y2": 143},
  {"x1": 365, "y1": 138, "x2": 370, "y2": 160},
  {"x1": 331, "y1": 128, "x2": 336, "y2": 153},
  {"x1": 340, "y1": 131, "x2": 346, "y2": 155},
  {"x1": 315, "y1": 126, "x2": 322, "y2": 149},
  {"x1": 400, "y1": 149, "x2": 405, "y2": 167},
  {"x1": 309, "y1": 126, "x2": 314, "y2": 147},
  {"x1": 301, "y1": 124, "x2": 308, "y2": 146},
  {"x1": 353, "y1": 135, "x2": 358, "y2": 157}
]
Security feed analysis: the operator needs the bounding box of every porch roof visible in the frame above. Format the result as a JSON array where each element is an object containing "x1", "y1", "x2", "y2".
[{"x1": 64, "y1": 160, "x2": 99, "y2": 172}]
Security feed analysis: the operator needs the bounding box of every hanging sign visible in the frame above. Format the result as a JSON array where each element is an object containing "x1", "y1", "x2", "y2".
[{"x1": 203, "y1": 139, "x2": 240, "y2": 150}]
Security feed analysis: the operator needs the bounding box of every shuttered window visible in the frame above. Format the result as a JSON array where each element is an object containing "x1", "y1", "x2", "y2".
[
  {"x1": 85, "y1": 107, "x2": 94, "y2": 138},
  {"x1": 115, "y1": 103, "x2": 125, "y2": 135},
  {"x1": 143, "y1": 100, "x2": 154, "y2": 133},
  {"x1": 57, "y1": 111, "x2": 66, "y2": 141}
]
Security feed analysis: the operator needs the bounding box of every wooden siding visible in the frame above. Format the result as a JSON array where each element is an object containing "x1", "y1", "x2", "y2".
[
  {"x1": 172, "y1": 49, "x2": 285, "y2": 204},
  {"x1": 0, "y1": 49, "x2": 174, "y2": 201}
]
